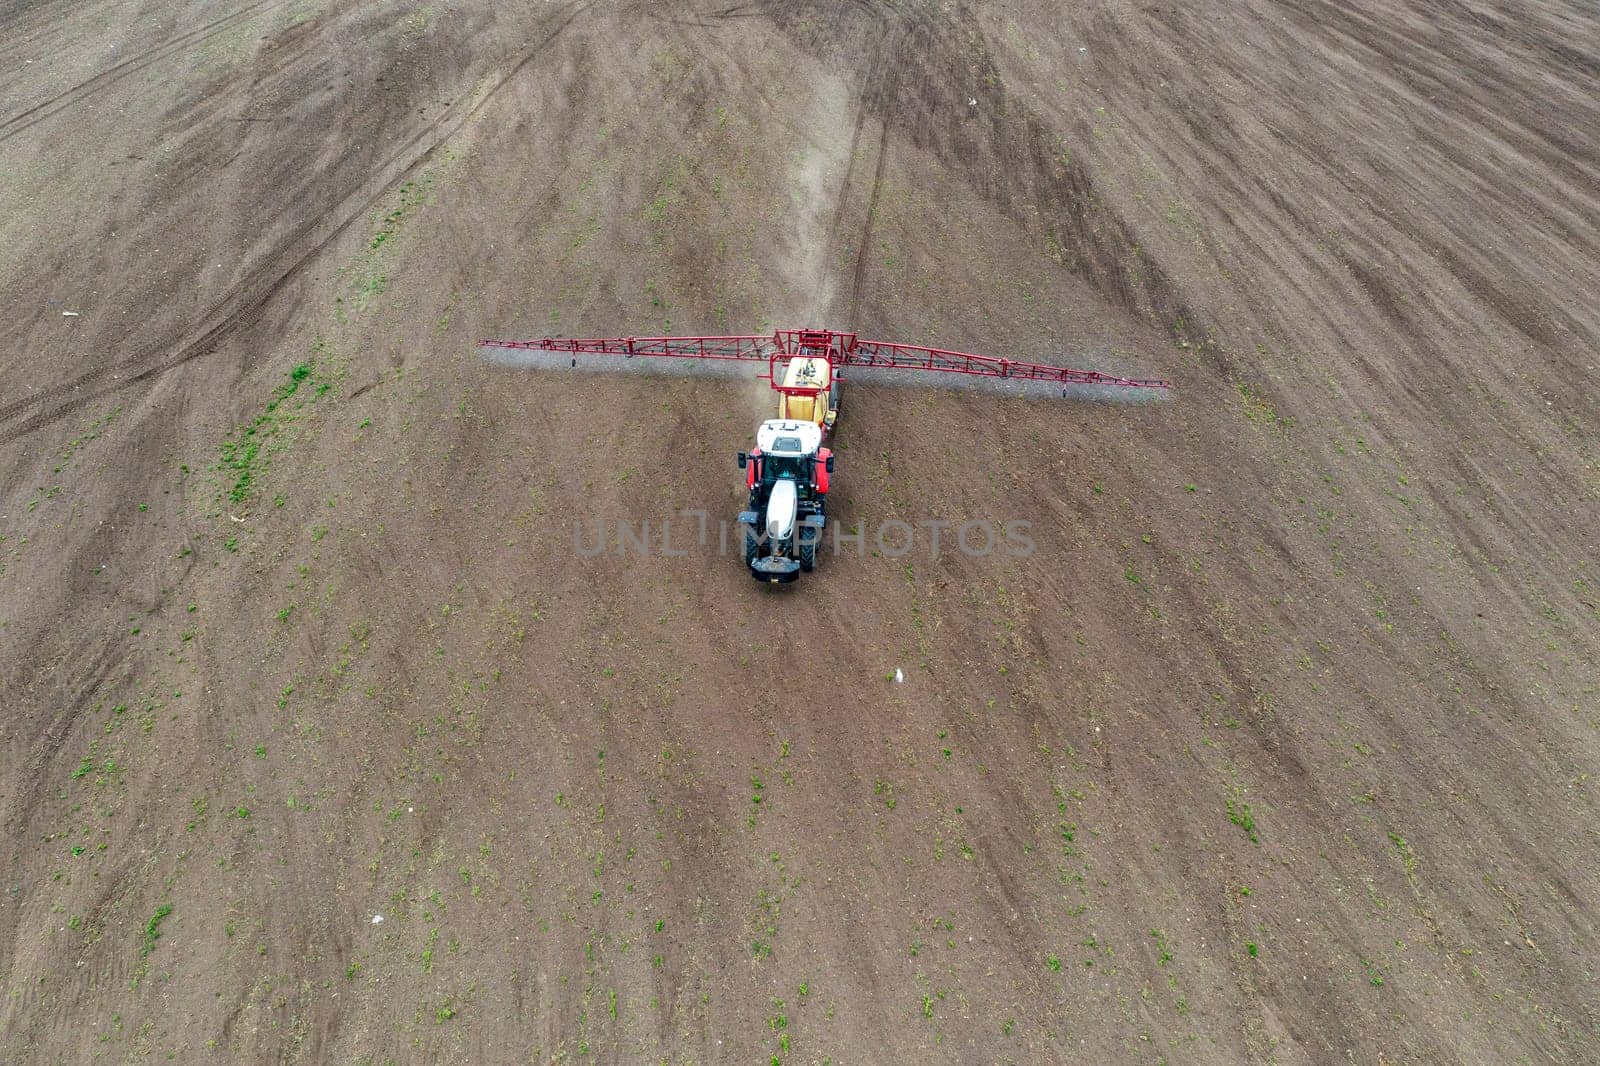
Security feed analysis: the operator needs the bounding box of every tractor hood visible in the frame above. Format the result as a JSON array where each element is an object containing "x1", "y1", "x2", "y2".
[{"x1": 765, "y1": 479, "x2": 798, "y2": 541}]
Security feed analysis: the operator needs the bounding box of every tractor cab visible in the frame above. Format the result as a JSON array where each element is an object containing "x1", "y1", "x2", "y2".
[
  {"x1": 737, "y1": 419, "x2": 834, "y2": 583},
  {"x1": 754, "y1": 418, "x2": 822, "y2": 475}
]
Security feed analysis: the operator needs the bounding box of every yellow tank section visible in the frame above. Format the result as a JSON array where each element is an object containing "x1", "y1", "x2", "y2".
[{"x1": 777, "y1": 357, "x2": 831, "y2": 428}]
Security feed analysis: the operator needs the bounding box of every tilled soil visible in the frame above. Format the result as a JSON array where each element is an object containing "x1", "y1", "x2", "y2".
[{"x1": 2, "y1": 1, "x2": 1597, "y2": 1062}]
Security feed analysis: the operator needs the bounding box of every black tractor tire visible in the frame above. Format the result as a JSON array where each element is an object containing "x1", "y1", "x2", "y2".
[
  {"x1": 799, "y1": 537, "x2": 816, "y2": 572},
  {"x1": 743, "y1": 526, "x2": 759, "y2": 567}
]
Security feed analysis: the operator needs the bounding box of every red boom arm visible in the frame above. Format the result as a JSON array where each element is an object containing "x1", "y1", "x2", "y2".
[
  {"x1": 842, "y1": 338, "x2": 1168, "y2": 389},
  {"x1": 479, "y1": 329, "x2": 1169, "y2": 390},
  {"x1": 480, "y1": 333, "x2": 777, "y2": 362}
]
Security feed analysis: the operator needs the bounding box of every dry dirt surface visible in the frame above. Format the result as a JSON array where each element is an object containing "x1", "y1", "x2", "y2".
[{"x1": 3, "y1": 1, "x2": 1598, "y2": 1062}]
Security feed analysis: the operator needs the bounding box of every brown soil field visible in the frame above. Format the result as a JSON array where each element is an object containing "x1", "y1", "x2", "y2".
[{"x1": 2, "y1": 1, "x2": 1598, "y2": 1062}]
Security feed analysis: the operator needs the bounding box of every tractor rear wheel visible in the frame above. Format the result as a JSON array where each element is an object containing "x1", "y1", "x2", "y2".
[
  {"x1": 743, "y1": 526, "x2": 759, "y2": 567},
  {"x1": 799, "y1": 537, "x2": 816, "y2": 572}
]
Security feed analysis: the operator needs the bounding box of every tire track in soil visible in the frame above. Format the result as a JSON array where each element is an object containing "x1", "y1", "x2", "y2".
[
  {"x1": 772, "y1": 0, "x2": 1216, "y2": 364},
  {"x1": 0, "y1": 0, "x2": 595, "y2": 446},
  {"x1": 824, "y1": 17, "x2": 908, "y2": 331},
  {"x1": 0, "y1": 0, "x2": 290, "y2": 145},
  {"x1": 661, "y1": 0, "x2": 904, "y2": 326},
  {"x1": 843, "y1": 118, "x2": 892, "y2": 330}
]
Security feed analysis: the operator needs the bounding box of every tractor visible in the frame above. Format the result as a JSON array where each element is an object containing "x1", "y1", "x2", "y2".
[{"x1": 738, "y1": 418, "x2": 834, "y2": 583}]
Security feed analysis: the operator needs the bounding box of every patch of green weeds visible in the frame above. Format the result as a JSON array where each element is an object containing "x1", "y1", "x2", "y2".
[
  {"x1": 1360, "y1": 955, "x2": 1385, "y2": 987},
  {"x1": 141, "y1": 904, "x2": 172, "y2": 957},
  {"x1": 1150, "y1": 928, "x2": 1174, "y2": 966},
  {"x1": 1227, "y1": 795, "x2": 1259, "y2": 843},
  {"x1": 219, "y1": 363, "x2": 312, "y2": 504}
]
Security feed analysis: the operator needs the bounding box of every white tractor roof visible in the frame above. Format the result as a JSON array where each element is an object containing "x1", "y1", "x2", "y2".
[{"x1": 757, "y1": 419, "x2": 823, "y2": 456}]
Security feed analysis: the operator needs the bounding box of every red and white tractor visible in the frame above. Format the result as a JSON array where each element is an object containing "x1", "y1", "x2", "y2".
[{"x1": 738, "y1": 418, "x2": 833, "y2": 582}]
